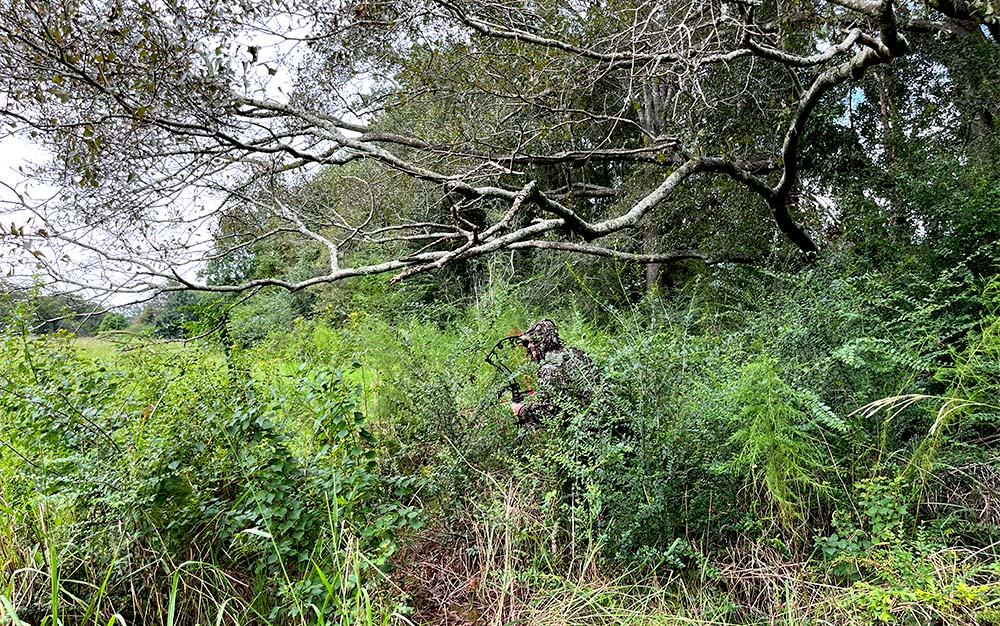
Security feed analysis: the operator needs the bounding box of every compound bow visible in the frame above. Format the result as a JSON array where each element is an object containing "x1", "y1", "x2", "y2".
[{"x1": 485, "y1": 334, "x2": 534, "y2": 403}]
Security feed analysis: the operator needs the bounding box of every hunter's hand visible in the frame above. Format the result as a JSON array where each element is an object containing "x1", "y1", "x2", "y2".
[{"x1": 511, "y1": 402, "x2": 523, "y2": 417}]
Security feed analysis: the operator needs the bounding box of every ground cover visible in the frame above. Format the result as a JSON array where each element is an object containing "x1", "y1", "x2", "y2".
[{"x1": 3, "y1": 266, "x2": 1000, "y2": 625}]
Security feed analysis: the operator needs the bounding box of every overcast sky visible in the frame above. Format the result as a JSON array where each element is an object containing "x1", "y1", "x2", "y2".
[
  {"x1": 0, "y1": 135, "x2": 143, "y2": 306},
  {"x1": 0, "y1": 133, "x2": 54, "y2": 209}
]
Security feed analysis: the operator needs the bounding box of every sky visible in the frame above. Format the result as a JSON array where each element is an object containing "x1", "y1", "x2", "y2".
[
  {"x1": 0, "y1": 134, "x2": 52, "y2": 288},
  {"x1": 0, "y1": 134, "x2": 157, "y2": 306},
  {"x1": 0, "y1": 16, "x2": 310, "y2": 305},
  {"x1": 0, "y1": 133, "x2": 52, "y2": 205}
]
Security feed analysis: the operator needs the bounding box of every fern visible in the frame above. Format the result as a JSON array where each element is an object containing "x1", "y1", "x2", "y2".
[{"x1": 725, "y1": 355, "x2": 833, "y2": 532}]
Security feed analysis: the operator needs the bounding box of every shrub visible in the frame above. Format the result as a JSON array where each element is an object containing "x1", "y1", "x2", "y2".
[{"x1": 97, "y1": 312, "x2": 128, "y2": 333}]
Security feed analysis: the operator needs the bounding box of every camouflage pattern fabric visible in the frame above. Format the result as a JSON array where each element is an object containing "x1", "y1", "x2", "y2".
[{"x1": 516, "y1": 321, "x2": 600, "y2": 426}]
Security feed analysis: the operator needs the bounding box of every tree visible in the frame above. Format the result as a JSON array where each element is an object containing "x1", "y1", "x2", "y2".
[
  {"x1": 97, "y1": 311, "x2": 128, "y2": 332},
  {"x1": 0, "y1": 287, "x2": 106, "y2": 334},
  {"x1": 149, "y1": 290, "x2": 201, "y2": 338},
  {"x1": 0, "y1": 0, "x2": 996, "y2": 297}
]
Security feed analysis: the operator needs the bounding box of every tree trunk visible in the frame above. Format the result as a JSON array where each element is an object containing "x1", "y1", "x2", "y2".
[{"x1": 638, "y1": 81, "x2": 672, "y2": 291}]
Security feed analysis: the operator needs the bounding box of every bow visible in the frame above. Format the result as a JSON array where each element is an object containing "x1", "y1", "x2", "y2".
[{"x1": 484, "y1": 334, "x2": 534, "y2": 402}]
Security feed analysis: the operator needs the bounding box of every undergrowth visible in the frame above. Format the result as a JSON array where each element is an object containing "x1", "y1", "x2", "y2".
[{"x1": 3, "y1": 261, "x2": 1000, "y2": 625}]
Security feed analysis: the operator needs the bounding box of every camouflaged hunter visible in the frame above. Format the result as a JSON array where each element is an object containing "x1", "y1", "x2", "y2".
[{"x1": 512, "y1": 320, "x2": 600, "y2": 426}]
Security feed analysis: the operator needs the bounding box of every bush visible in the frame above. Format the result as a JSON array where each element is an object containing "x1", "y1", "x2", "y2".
[
  {"x1": 5, "y1": 252, "x2": 1000, "y2": 624},
  {"x1": 97, "y1": 312, "x2": 128, "y2": 332},
  {"x1": 0, "y1": 316, "x2": 420, "y2": 624}
]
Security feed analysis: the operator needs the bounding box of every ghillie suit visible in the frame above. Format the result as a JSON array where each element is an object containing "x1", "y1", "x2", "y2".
[
  {"x1": 514, "y1": 319, "x2": 601, "y2": 427},
  {"x1": 513, "y1": 321, "x2": 638, "y2": 558}
]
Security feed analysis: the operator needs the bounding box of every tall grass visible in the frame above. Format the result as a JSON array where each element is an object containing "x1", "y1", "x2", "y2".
[{"x1": 5, "y1": 268, "x2": 1000, "y2": 624}]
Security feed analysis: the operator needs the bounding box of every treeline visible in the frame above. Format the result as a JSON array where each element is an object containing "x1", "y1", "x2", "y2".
[{"x1": 0, "y1": 289, "x2": 121, "y2": 336}]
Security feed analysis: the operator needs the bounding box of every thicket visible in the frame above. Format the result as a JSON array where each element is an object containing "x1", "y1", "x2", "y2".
[
  {"x1": 1, "y1": 0, "x2": 998, "y2": 622},
  {"x1": 4, "y1": 249, "x2": 1000, "y2": 625}
]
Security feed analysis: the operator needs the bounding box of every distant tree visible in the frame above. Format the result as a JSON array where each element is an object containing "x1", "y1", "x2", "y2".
[
  {"x1": 151, "y1": 291, "x2": 201, "y2": 339},
  {"x1": 98, "y1": 312, "x2": 129, "y2": 333},
  {"x1": 0, "y1": 288, "x2": 106, "y2": 335}
]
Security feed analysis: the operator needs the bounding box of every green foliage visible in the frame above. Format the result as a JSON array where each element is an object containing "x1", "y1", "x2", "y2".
[
  {"x1": 818, "y1": 476, "x2": 913, "y2": 580},
  {"x1": 5, "y1": 248, "x2": 1000, "y2": 623},
  {"x1": 148, "y1": 290, "x2": 202, "y2": 338},
  {"x1": 97, "y1": 311, "x2": 128, "y2": 332},
  {"x1": 228, "y1": 289, "x2": 296, "y2": 347},
  {"x1": 724, "y1": 354, "x2": 833, "y2": 530},
  {"x1": 0, "y1": 306, "x2": 419, "y2": 624},
  {"x1": 841, "y1": 542, "x2": 1000, "y2": 625},
  {"x1": 0, "y1": 290, "x2": 106, "y2": 336},
  {"x1": 2, "y1": 0, "x2": 1000, "y2": 620}
]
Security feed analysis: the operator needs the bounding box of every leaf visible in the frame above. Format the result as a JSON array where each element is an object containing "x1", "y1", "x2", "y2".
[{"x1": 239, "y1": 527, "x2": 272, "y2": 539}]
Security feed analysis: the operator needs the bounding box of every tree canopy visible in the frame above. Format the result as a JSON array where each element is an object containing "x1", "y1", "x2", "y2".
[{"x1": 0, "y1": 0, "x2": 997, "y2": 296}]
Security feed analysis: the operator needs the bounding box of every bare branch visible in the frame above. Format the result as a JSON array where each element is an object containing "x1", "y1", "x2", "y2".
[{"x1": 508, "y1": 240, "x2": 755, "y2": 265}]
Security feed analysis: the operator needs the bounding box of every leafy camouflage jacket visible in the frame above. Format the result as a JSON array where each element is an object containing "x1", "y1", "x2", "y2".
[{"x1": 517, "y1": 345, "x2": 600, "y2": 426}]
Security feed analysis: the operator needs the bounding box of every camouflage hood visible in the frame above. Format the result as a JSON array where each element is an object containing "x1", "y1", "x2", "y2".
[{"x1": 522, "y1": 319, "x2": 563, "y2": 358}]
